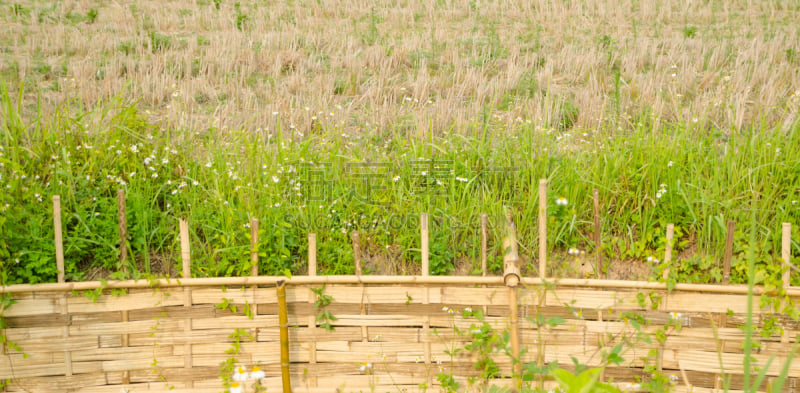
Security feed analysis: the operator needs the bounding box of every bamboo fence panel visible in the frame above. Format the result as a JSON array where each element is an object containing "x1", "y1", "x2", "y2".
[{"x1": 2, "y1": 280, "x2": 800, "y2": 393}]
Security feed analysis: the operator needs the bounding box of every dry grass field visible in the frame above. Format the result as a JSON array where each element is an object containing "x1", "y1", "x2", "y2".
[{"x1": 2, "y1": 0, "x2": 799, "y2": 135}]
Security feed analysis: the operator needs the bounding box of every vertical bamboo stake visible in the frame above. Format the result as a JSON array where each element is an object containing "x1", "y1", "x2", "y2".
[
  {"x1": 250, "y1": 218, "x2": 259, "y2": 276},
  {"x1": 53, "y1": 196, "x2": 72, "y2": 376},
  {"x1": 250, "y1": 218, "x2": 260, "y2": 320},
  {"x1": 308, "y1": 233, "x2": 317, "y2": 277},
  {"x1": 538, "y1": 179, "x2": 547, "y2": 278},
  {"x1": 180, "y1": 219, "x2": 191, "y2": 279},
  {"x1": 277, "y1": 281, "x2": 292, "y2": 393},
  {"x1": 503, "y1": 211, "x2": 522, "y2": 391},
  {"x1": 179, "y1": 218, "x2": 193, "y2": 386},
  {"x1": 481, "y1": 213, "x2": 488, "y2": 277},
  {"x1": 117, "y1": 189, "x2": 128, "y2": 273},
  {"x1": 307, "y1": 233, "x2": 317, "y2": 387},
  {"x1": 421, "y1": 213, "x2": 432, "y2": 386},
  {"x1": 54, "y1": 196, "x2": 65, "y2": 283},
  {"x1": 421, "y1": 214, "x2": 429, "y2": 276},
  {"x1": 662, "y1": 224, "x2": 675, "y2": 280},
  {"x1": 352, "y1": 231, "x2": 361, "y2": 276},
  {"x1": 783, "y1": 223, "x2": 791, "y2": 288},
  {"x1": 593, "y1": 189, "x2": 601, "y2": 278},
  {"x1": 723, "y1": 221, "x2": 735, "y2": 284},
  {"x1": 352, "y1": 231, "x2": 368, "y2": 341},
  {"x1": 118, "y1": 191, "x2": 130, "y2": 384},
  {"x1": 509, "y1": 286, "x2": 521, "y2": 391}
]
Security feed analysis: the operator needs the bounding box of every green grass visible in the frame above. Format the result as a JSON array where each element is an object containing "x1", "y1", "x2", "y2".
[{"x1": 0, "y1": 81, "x2": 799, "y2": 284}]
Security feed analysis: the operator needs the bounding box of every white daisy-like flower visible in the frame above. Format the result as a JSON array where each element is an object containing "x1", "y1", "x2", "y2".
[
  {"x1": 669, "y1": 312, "x2": 682, "y2": 320},
  {"x1": 250, "y1": 365, "x2": 265, "y2": 380},
  {"x1": 556, "y1": 197, "x2": 568, "y2": 206},
  {"x1": 359, "y1": 362, "x2": 373, "y2": 374},
  {"x1": 232, "y1": 366, "x2": 249, "y2": 382},
  {"x1": 229, "y1": 382, "x2": 243, "y2": 393}
]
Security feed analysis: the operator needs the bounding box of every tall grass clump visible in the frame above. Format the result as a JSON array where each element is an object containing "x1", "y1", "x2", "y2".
[{"x1": 1, "y1": 80, "x2": 799, "y2": 284}]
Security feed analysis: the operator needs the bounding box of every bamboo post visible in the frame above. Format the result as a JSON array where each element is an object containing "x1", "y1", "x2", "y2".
[
  {"x1": 593, "y1": 189, "x2": 601, "y2": 278},
  {"x1": 538, "y1": 179, "x2": 547, "y2": 278},
  {"x1": 662, "y1": 224, "x2": 675, "y2": 280},
  {"x1": 352, "y1": 231, "x2": 368, "y2": 342},
  {"x1": 481, "y1": 213, "x2": 488, "y2": 277},
  {"x1": 308, "y1": 233, "x2": 317, "y2": 277},
  {"x1": 178, "y1": 218, "x2": 193, "y2": 386},
  {"x1": 250, "y1": 218, "x2": 259, "y2": 277},
  {"x1": 421, "y1": 213, "x2": 432, "y2": 385},
  {"x1": 503, "y1": 211, "x2": 522, "y2": 390},
  {"x1": 352, "y1": 231, "x2": 361, "y2": 276},
  {"x1": 503, "y1": 211, "x2": 521, "y2": 287},
  {"x1": 117, "y1": 189, "x2": 130, "y2": 384},
  {"x1": 180, "y1": 219, "x2": 191, "y2": 279},
  {"x1": 53, "y1": 196, "x2": 72, "y2": 377},
  {"x1": 54, "y1": 196, "x2": 65, "y2": 283},
  {"x1": 421, "y1": 214, "x2": 429, "y2": 276},
  {"x1": 117, "y1": 190, "x2": 130, "y2": 384},
  {"x1": 117, "y1": 189, "x2": 128, "y2": 273},
  {"x1": 723, "y1": 221, "x2": 735, "y2": 284},
  {"x1": 250, "y1": 218, "x2": 260, "y2": 320},
  {"x1": 307, "y1": 233, "x2": 317, "y2": 387},
  {"x1": 783, "y1": 223, "x2": 792, "y2": 288},
  {"x1": 277, "y1": 281, "x2": 292, "y2": 393}
]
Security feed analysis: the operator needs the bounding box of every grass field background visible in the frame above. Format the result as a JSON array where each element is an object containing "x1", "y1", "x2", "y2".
[{"x1": 1, "y1": 0, "x2": 799, "y2": 284}]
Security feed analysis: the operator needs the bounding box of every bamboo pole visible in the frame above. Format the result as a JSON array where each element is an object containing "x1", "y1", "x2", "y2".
[
  {"x1": 180, "y1": 219, "x2": 191, "y2": 279},
  {"x1": 662, "y1": 224, "x2": 675, "y2": 280},
  {"x1": 352, "y1": 231, "x2": 361, "y2": 277},
  {"x1": 119, "y1": 189, "x2": 130, "y2": 384},
  {"x1": 307, "y1": 233, "x2": 317, "y2": 387},
  {"x1": 538, "y1": 179, "x2": 547, "y2": 278},
  {"x1": 308, "y1": 233, "x2": 317, "y2": 277},
  {"x1": 421, "y1": 213, "x2": 432, "y2": 386},
  {"x1": 421, "y1": 214, "x2": 429, "y2": 276},
  {"x1": 250, "y1": 218, "x2": 259, "y2": 277},
  {"x1": 782, "y1": 223, "x2": 791, "y2": 288},
  {"x1": 723, "y1": 221, "x2": 735, "y2": 284},
  {"x1": 504, "y1": 211, "x2": 521, "y2": 390},
  {"x1": 509, "y1": 286, "x2": 521, "y2": 392},
  {"x1": 10, "y1": 276, "x2": 800, "y2": 295},
  {"x1": 117, "y1": 189, "x2": 128, "y2": 273},
  {"x1": 179, "y1": 218, "x2": 193, "y2": 387},
  {"x1": 277, "y1": 281, "x2": 292, "y2": 393},
  {"x1": 53, "y1": 196, "x2": 65, "y2": 284},
  {"x1": 593, "y1": 189, "x2": 601, "y2": 278},
  {"x1": 481, "y1": 213, "x2": 488, "y2": 277},
  {"x1": 53, "y1": 195, "x2": 72, "y2": 377}
]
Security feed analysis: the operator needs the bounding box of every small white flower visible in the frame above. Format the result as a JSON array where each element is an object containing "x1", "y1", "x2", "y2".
[
  {"x1": 669, "y1": 312, "x2": 682, "y2": 320},
  {"x1": 464, "y1": 307, "x2": 472, "y2": 313},
  {"x1": 456, "y1": 176, "x2": 468, "y2": 182},
  {"x1": 647, "y1": 256, "x2": 654, "y2": 262},
  {"x1": 556, "y1": 197, "x2": 568, "y2": 206},
  {"x1": 229, "y1": 382, "x2": 243, "y2": 393},
  {"x1": 359, "y1": 362, "x2": 373, "y2": 374},
  {"x1": 442, "y1": 306, "x2": 449, "y2": 312},
  {"x1": 250, "y1": 365, "x2": 265, "y2": 380},
  {"x1": 232, "y1": 366, "x2": 249, "y2": 382}
]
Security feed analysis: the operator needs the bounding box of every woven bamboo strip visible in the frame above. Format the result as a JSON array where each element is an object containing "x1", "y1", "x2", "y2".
[{"x1": 10, "y1": 276, "x2": 800, "y2": 296}]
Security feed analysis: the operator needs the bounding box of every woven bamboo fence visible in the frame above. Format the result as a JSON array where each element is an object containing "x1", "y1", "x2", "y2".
[{"x1": 1, "y1": 184, "x2": 798, "y2": 393}]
